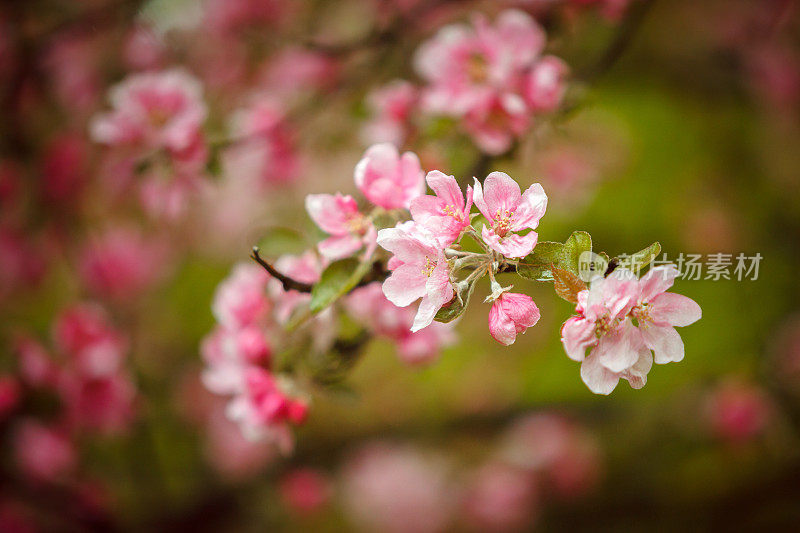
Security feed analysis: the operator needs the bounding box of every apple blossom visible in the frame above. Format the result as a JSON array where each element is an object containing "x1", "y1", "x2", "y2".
[
  {"x1": 90, "y1": 69, "x2": 207, "y2": 165},
  {"x1": 472, "y1": 171, "x2": 548, "y2": 258},
  {"x1": 631, "y1": 265, "x2": 702, "y2": 364},
  {"x1": 354, "y1": 143, "x2": 425, "y2": 210},
  {"x1": 377, "y1": 224, "x2": 454, "y2": 332},
  {"x1": 342, "y1": 443, "x2": 455, "y2": 533},
  {"x1": 462, "y1": 92, "x2": 531, "y2": 155},
  {"x1": 53, "y1": 304, "x2": 128, "y2": 378},
  {"x1": 305, "y1": 193, "x2": 377, "y2": 260},
  {"x1": 279, "y1": 468, "x2": 332, "y2": 515},
  {"x1": 211, "y1": 263, "x2": 271, "y2": 330},
  {"x1": 410, "y1": 170, "x2": 473, "y2": 247},
  {"x1": 488, "y1": 292, "x2": 541, "y2": 346},
  {"x1": 14, "y1": 420, "x2": 76, "y2": 483},
  {"x1": 523, "y1": 56, "x2": 569, "y2": 112},
  {"x1": 461, "y1": 462, "x2": 539, "y2": 531},
  {"x1": 560, "y1": 269, "x2": 652, "y2": 394},
  {"x1": 361, "y1": 80, "x2": 418, "y2": 146},
  {"x1": 225, "y1": 367, "x2": 308, "y2": 450}
]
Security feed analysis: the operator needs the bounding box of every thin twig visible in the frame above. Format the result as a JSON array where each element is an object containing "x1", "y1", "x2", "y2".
[{"x1": 251, "y1": 247, "x2": 314, "y2": 293}]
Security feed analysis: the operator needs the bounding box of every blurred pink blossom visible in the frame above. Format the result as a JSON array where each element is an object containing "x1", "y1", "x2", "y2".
[
  {"x1": 262, "y1": 48, "x2": 339, "y2": 95},
  {"x1": 0, "y1": 375, "x2": 20, "y2": 420},
  {"x1": 211, "y1": 263, "x2": 271, "y2": 330},
  {"x1": 279, "y1": 468, "x2": 332, "y2": 515},
  {"x1": 361, "y1": 80, "x2": 418, "y2": 146},
  {"x1": 705, "y1": 379, "x2": 773, "y2": 443},
  {"x1": 60, "y1": 372, "x2": 136, "y2": 435},
  {"x1": 461, "y1": 462, "x2": 539, "y2": 531},
  {"x1": 342, "y1": 443, "x2": 455, "y2": 533},
  {"x1": 523, "y1": 55, "x2": 569, "y2": 112},
  {"x1": 79, "y1": 227, "x2": 169, "y2": 301},
  {"x1": 53, "y1": 303, "x2": 128, "y2": 378},
  {"x1": 354, "y1": 143, "x2": 425, "y2": 210},
  {"x1": 14, "y1": 420, "x2": 76, "y2": 483},
  {"x1": 501, "y1": 413, "x2": 602, "y2": 499}
]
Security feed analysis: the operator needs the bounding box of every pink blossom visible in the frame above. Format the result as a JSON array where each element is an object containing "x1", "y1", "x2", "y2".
[
  {"x1": 410, "y1": 171, "x2": 473, "y2": 246},
  {"x1": 14, "y1": 421, "x2": 75, "y2": 483},
  {"x1": 230, "y1": 97, "x2": 300, "y2": 185},
  {"x1": 139, "y1": 173, "x2": 202, "y2": 221},
  {"x1": 79, "y1": 227, "x2": 168, "y2": 301},
  {"x1": 40, "y1": 135, "x2": 89, "y2": 210},
  {"x1": 122, "y1": 25, "x2": 166, "y2": 71},
  {"x1": 705, "y1": 379, "x2": 772, "y2": 443},
  {"x1": 342, "y1": 443, "x2": 455, "y2": 533},
  {"x1": 204, "y1": 402, "x2": 276, "y2": 480},
  {"x1": 43, "y1": 33, "x2": 101, "y2": 113},
  {"x1": 377, "y1": 224, "x2": 454, "y2": 332},
  {"x1": 500, "y1": 413, "x2": 601, "y2": 498},
  {"x1": 414, "y1": 10, "x2": 545, "y2": 116},
  {"x1": 472, "y1": 172, "x2": 548, "y2": 258},
  {"x1": 305, "y1": 193, "x2": 377, "y2": 260},
  {"x1": 53, "y1": 304, "x2": 127, "y2": 378},
  {"x1": 90, "y1": 69, "x2": 207, "y2": 163},
  {"x1": 488, "y1": 292, "x2": 541, "y2": 345},
  {"x1": 225, "y1": 367, "x2": 307, "y2": 450},
  {"x1": 560, "y1": 269, "x2": 651, "y2": 395},
  {"x1": 354, "y1": 143, "x2": 425, "y2": 210},
  {"x1": 361, "y1": 80, "x2": 418, "y2": 146},
  {"x1": 211, "y1": 263, "x2": 271, "y2": 330},
  {"x1": 279, "y1": 468, "x2": 332, "y2": 515},
  {"x1": 200, "y1": 325, "x2": 271, "y2": 395},
  {"x1": 346, "y1": 283, "x2": 455, "y2": 366},
  {"x1": 14, "y1": 336, "x2": 59, "y2": 388},
  {"x1": 523, "y1": 55, "x2": 569, "y2": 112},
  {"x1": 60, "y1": 372, "x2": 136, "y2": 435},
  {"x1": 631, "y1": 265, "x2": 702, "y2": 364},
  {"x1": 463, "y1": 92, "x2": 530, "y2": 155},
  {"x1": 461, "y1": 462, "x2": 539, "y2": 532}
]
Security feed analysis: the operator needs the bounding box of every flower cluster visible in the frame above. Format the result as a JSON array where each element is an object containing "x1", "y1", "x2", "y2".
[
  {"x1": 561, "y1": 265, "x2": 702, "y2": 394},
  {"x1": 377, "y1": 164, "x2": 546, "y2": 339},
  {"x1": 202, "y1": 263, "x2": 310, "y2": 452},
  {"x1": 362, "y1": 10, "x2": 570, "y2": 154},
  {"x1": 3, "y1": 303, "x2": 136, "y2": 484}
]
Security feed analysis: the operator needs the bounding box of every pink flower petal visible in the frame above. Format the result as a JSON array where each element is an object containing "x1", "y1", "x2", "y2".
[{"x1": 649, "y1": 292, "x2": 702, "y2": 327}]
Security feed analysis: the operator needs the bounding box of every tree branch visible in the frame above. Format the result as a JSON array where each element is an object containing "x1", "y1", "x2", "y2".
[{"x1": 250, "y1": 247, "x2": 314, "y2": 293}]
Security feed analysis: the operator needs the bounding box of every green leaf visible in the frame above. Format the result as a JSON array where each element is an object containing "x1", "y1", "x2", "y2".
[
  {"x1": 552, "y1": 267, "x2": 587, "y2": 304},
  {"x1": 256, "y1": 227, "x2": 308, "y2": 257},
  {"x1": 434, "y1": 280, "x2": 476, "y2": 323},
  {"x1": 562, "y1": 231, "x2": 593, "y2": 274},
  {"x1": 309, "y1": 258, "x2": 372, "y2": 314},
  {"x1": 516, "y1": 241, "x2": 563, "y2": 281},
  {"x1": 516, "y1": 231, "x2": 592, "y2": 282},
  {"x1": 616, "y1": 242, "x2": 661, "y2": 273}
]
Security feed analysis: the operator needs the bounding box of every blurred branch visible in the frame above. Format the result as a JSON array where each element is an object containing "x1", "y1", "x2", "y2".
[{"x1": 576, "y1": 0, "x2": 658, "y2": 82}]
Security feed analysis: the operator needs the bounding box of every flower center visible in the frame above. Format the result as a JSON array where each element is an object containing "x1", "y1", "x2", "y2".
[
  {"x1": 346, "y1": 213, "x2": 369, "y2": 235},
  {"x1": 442, "y1": 204, "x2": 463, "y2": 221},
  {"x1": 594, "y1": 313, "x2": 620, "y2": 338},
  {"x1": 492, "y1": 209, "x2": 514, "y2": 237},
  {"x1": 631, "y1": 303, "x2": 652, "y2": 328},
  {"x1": 421, "y1": 255, "x2": 437, "y2": 277},
  {"x1": 467, "y1": 54, "x2": 489, "y2": 83}
]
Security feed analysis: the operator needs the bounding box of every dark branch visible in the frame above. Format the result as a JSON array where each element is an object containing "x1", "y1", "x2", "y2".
[
  {"x1": 250, "y1": 247, "x2": 314, "y2": 293},
  {"x1": 576, "y1": 0, "x2": 657, "y2": 83}
]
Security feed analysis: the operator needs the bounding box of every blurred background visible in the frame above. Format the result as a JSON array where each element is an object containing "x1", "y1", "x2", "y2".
[{"x1": 1, "y1": 0, "x2": 799, "y2": 531}]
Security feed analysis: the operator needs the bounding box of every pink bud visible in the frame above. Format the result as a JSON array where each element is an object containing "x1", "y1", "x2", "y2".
[{"x1": 488, "y1": 292, "x2": 541, "y2": 345}]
